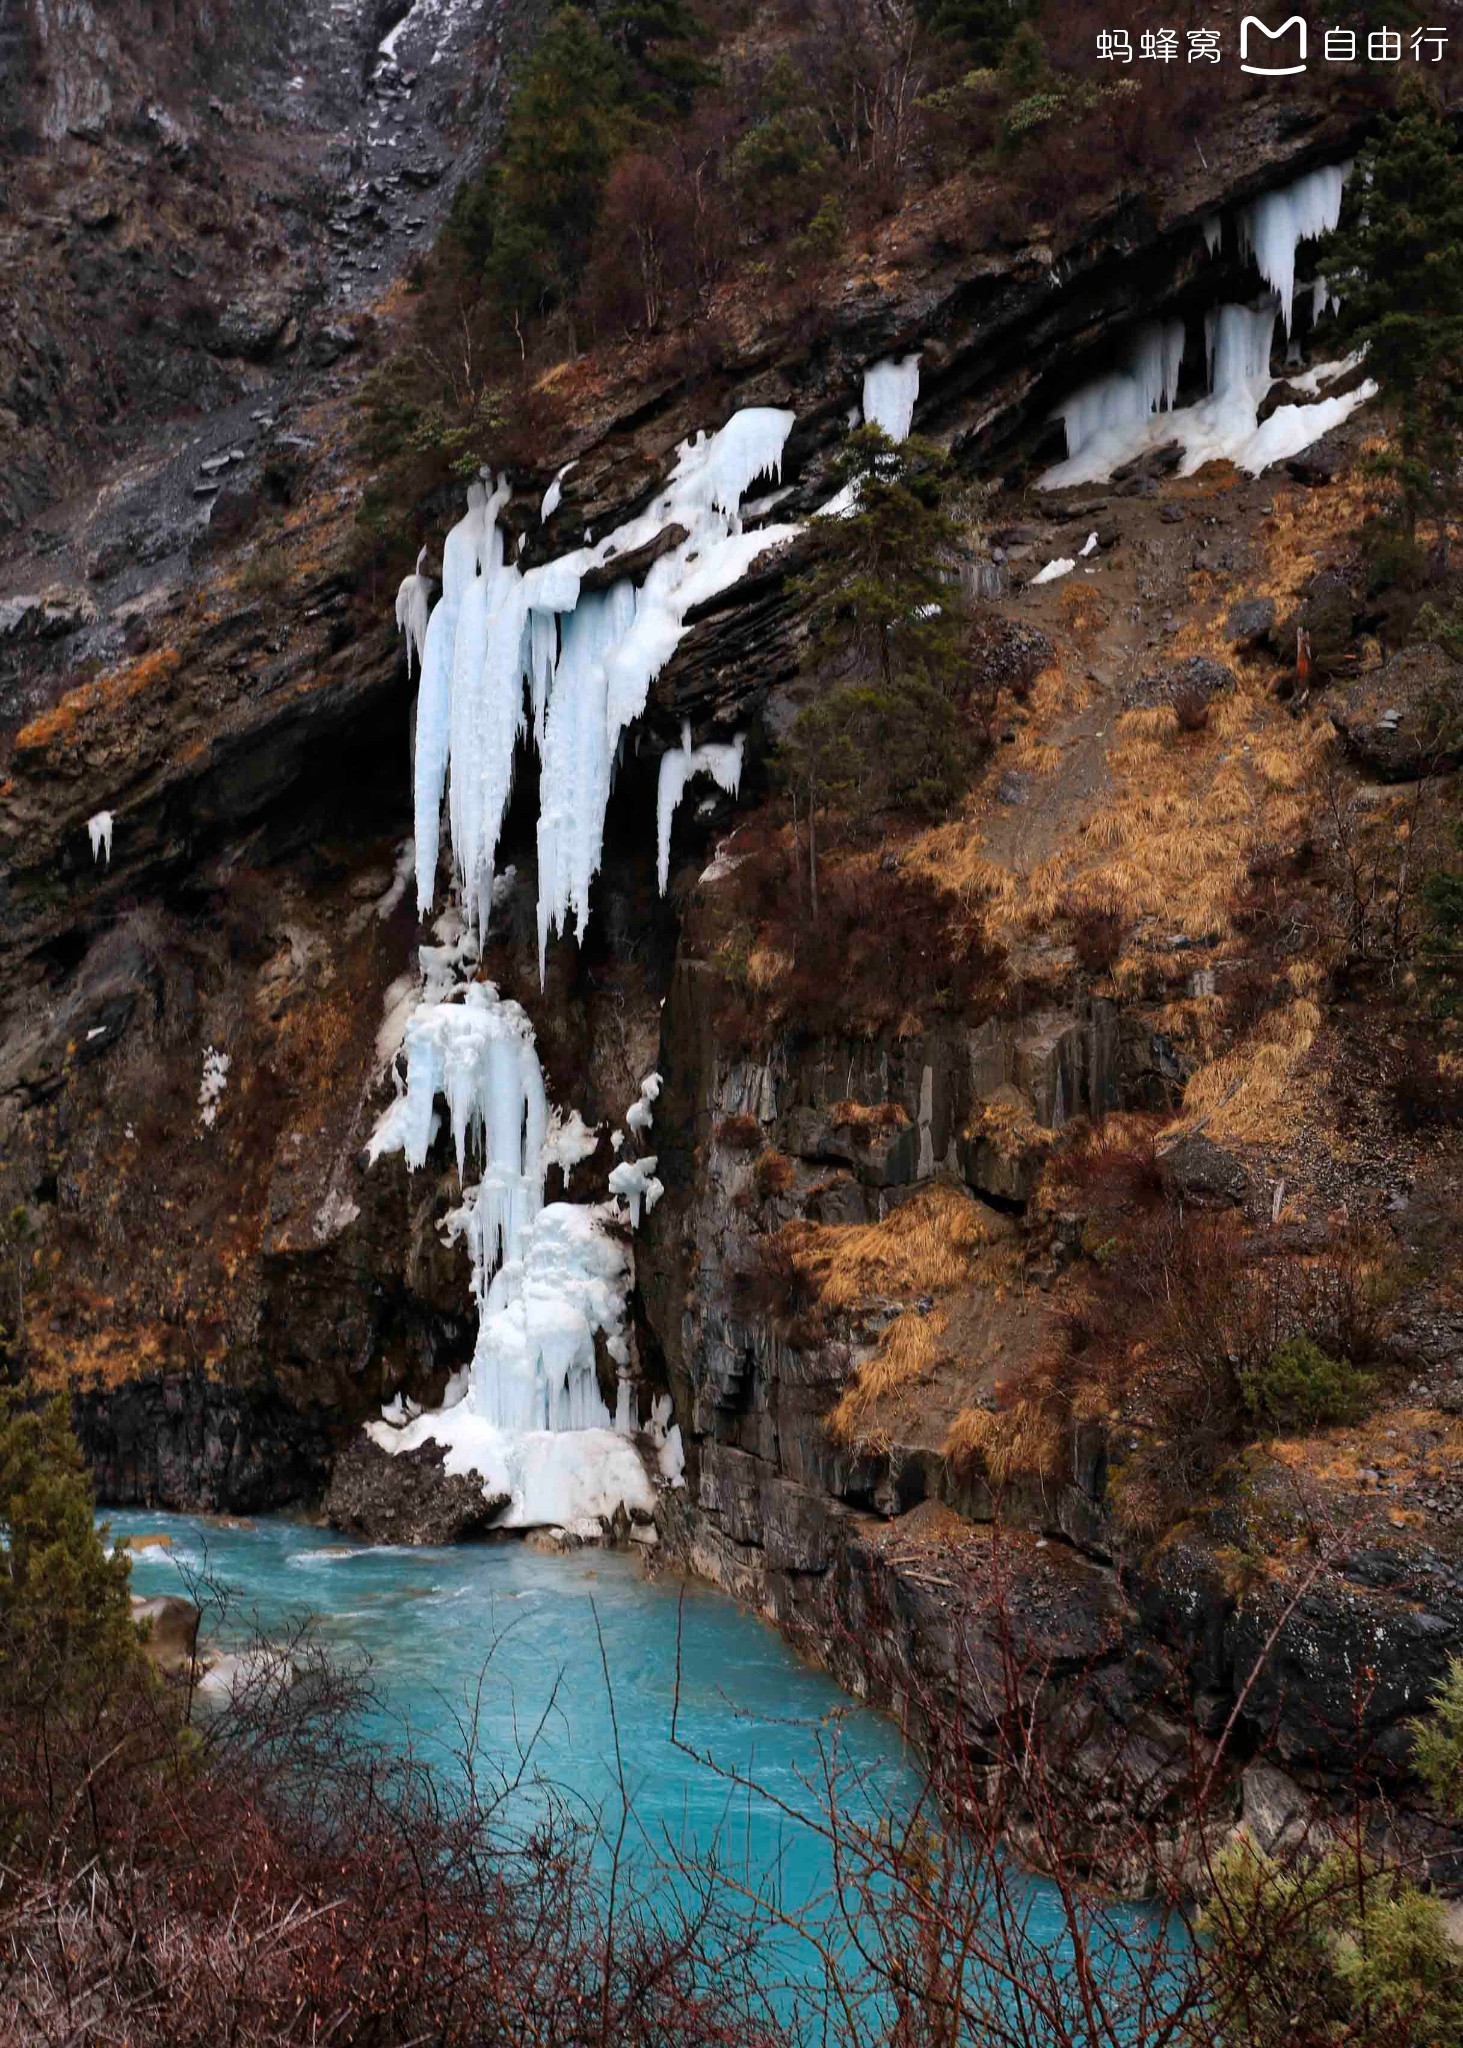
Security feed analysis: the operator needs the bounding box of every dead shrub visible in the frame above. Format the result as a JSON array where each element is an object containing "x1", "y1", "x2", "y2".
[
  {"x1": 1386, "y1": 1029, "x2": 1463, "y2": 1130},
  {"x1": 704, "y1": 823, "x2": 1005, "y2": 1048},
  {"x1": 829, "y1": 1100, "x2": 910, "y2": 1138},
  {"x1": 752, "y1": 1148, "x2": 797, "y2": 1199},
  {"x1": 1171, "y1": 681, "x2": 1210, "y2": 735},
  {"x1": 1062, "y1": 894, "x2": 1127, "y2": 977},
  {"x1": 714, "y1": 1113, "x2": 763, "y2": 1150}
]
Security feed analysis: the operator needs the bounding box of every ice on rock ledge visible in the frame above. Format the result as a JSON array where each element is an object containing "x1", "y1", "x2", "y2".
[
  {"x1": 1040, "y1": 161, "x2": 1362, "y2": 490},
  {"x1": 87, "y1": 810, "x2": 113, "y2": 866},
  {"x1": 608, "y1": 1155, "x2": 662, "y2": 1228},
  {"x1": 625, "y1": 1071, "x2": 661, "y2": 1138},
  {"x1": 862, "y1": 355, "x2": 921, "y2": 443}
]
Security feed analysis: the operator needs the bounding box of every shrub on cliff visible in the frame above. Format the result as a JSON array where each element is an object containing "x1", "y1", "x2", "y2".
[
  {"x1": 1411, "y1": 1657, "x2": 1463, "y2": 1821},
  {"x1": 1239, "y1": 1334, "x2": 1373, "y2": 1436},
  {"x1": 1201, "y1": 1837, "x2": 1463, "y2": 2048}
]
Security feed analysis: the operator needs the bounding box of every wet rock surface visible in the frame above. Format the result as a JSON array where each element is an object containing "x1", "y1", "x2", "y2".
[
  {"x1": 325, "y1": 1435, "x2": 509, "y2": 1545},
  {"x1": 72, "y1": 1371, "x2": 333, "y2": 1513}
]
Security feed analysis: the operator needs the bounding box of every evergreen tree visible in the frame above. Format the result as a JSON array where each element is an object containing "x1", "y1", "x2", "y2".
[
  {"x1": 1319, "y1": 97, "x2": 1463, "y2": 541},
  {"x1": 484, "y1": 8, "x2": 630, "y2": 340},
  {"x1": 0, "y1": 1395, "x2": 142, "y2": 1716},
  {"x1": 782, "y1": 428, "x2": 978, "y2": 854},
  {"x1": 453, "y1": 0, "x2": 711, "y2": 340},
  {"x1": 917, "y1": 0, "x2": 1035, "y2": 67},
  {"x1": 597, "y1": 0, "x2": 714, "y2": 115}
]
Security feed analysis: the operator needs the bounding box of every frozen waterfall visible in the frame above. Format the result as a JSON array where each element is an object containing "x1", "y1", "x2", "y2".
[
  {"x1": 368, "y1": 407, "x2": 803, "y2": 1535},
  {"x1": 410, "y1": 406, "x2": 798, "y2": 971}
]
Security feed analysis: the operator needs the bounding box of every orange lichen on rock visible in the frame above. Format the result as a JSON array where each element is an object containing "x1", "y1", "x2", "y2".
[{"x1": 14, "y1": 647, "x2": 183, "y2": 756}]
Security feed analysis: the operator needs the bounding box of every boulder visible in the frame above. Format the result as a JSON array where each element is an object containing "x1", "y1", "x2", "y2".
[
  {"x1": 1332, "y1": 645, "x2": 1463, "y2": 781},
  {"x1": 325, "y1": 1434, "x2": 508, "y2": 1545},
  {"x1": 1240, "y1": 1761, "x2": 1315, "y2": 1858},
  {"x1": 213, "y1": 291, "x2": 294, "y2": 359},
  {"x1": 1158, "y1": 1131, "x2": 1251, "y2": 1207},
  {"x1": 1133, "y1": 654, "x2": 1237, "y2": 711},
  {"x1": 1224, "y1": 597, "x2": 1277, "y2": 650},
  {"x1": 966, "y1": 613, "x2": 1054, "y2": 698},
  {"x1": 132, "y1": 1593, "x2": 201, "y2": 1676}
]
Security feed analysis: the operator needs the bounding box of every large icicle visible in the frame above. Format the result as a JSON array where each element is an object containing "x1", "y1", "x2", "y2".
[
  {"x1": 655, "y1": 724, "x2": 745, "y2": 893},
  {"x1": 394, "y1": 546, "x2": 431, "y2": 678},
  {"x1": 862, "y1": 355, "x2": 921, "y2": 443}
]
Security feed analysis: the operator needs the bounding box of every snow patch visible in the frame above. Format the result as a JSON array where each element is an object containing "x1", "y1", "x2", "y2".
[
  {"x1": 197, "y1": 1048, "x2": 230, "y2": 1129},
  {"x1": 625, "y1": 1071, "x2": 661, "y2": 1137},
  {"x1": 1031, "y1": 556, "x2": 1076, "y2": 585}
]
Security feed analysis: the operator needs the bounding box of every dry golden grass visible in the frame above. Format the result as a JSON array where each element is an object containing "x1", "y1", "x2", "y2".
[
  {"x1": 828, "y1": 1308, "x2": 946, "y2": 1440},
  {"x1": 1171, "y1": 968, "x2": 1323, "y2": 1145},
  {"x1": 828, "y1": 1099, "x2": 911, "y2": 1136},
  {"x1": 944, "y1": 1399, "x2": 1067, "y2": 1485},
  {"x1": 786, "y1": 1183, "x2": 992, "y2": 1310}
]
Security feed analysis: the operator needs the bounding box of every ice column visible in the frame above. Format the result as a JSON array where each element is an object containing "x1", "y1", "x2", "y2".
[{"x1": 862, "y1": 355, "x2": 921, "y2": 443}]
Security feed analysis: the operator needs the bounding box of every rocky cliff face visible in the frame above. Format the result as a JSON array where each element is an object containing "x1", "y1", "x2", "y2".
[{"x1": 3, "y1": 23, "x2": 1459, "y2": 1872}]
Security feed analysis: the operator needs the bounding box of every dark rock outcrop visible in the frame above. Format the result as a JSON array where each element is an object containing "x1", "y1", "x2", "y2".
[
  {"x1": 1332, "y1": 645, "x2": 1463, "y2": 781},
  {"x1": 72, "y1": 1372, "x2": 332, "y2": 1512},
  {"x1": 325, "y1": 1435, "x2": 508, "y2": 1545}
]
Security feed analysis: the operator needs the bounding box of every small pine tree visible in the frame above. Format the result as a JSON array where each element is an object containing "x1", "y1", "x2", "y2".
[
  {"x1": 0, "y1": 1395, "x2": 143, "y2": 1717},
  {"x1": 1319, "y1": 97, "x2": 1463, "y2": 542},
  {"x1": 1411, "y1": 1656, "x2": 1463, "y2": 1819},
  {"x1": 794, "y1": 426, "x2": 964, "y2": 693}
]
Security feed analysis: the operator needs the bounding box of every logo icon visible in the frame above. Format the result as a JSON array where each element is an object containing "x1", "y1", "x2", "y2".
[{"x1": 1239, "y1": 14, "x2": 1308, "y2": 73}]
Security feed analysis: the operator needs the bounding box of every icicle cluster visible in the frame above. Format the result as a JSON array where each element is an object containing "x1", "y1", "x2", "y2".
[
  {"x1": 400, "y1": 408, "x2": 798, "y2": 976},
  {"x1": 1238, "y1": 162, "x2": 1350, "y2": 332},
  {"x1": 87, "y1": 810, "x2": 113, "y2": 866},
  {"x1": 1040, "y1": 160, "x2": 1368, "y2": 489}
]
